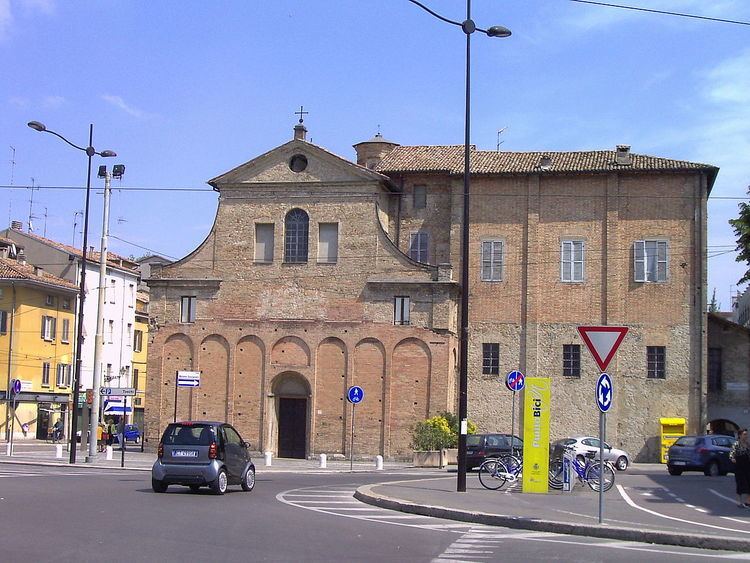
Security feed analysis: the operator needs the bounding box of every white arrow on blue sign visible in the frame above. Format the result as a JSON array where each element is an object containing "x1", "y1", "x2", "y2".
[
  {"x1": 177, "y1": 371, "x2": 201, "y2": 388},
  {"x1": 596, "y1": 372, "x2": 613, "y2": 413},
  {"x1": 505, "y1": 370, "x2": 525, "y2": 392},
  {"x1": 347, "y1": 385, "x2": 364, "y2": 404}
]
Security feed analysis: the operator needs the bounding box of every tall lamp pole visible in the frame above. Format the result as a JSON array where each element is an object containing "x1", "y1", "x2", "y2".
[
  {"x1": 27, "y1": 121, "x2": 116, "y2": 464},
  {"x1": 407, "y1": 1, "x2": 511, "y2": 492}
]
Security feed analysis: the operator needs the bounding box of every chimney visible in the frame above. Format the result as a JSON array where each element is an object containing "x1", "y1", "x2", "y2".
[
  {"x1": 539, "y1": 155, "x2": 552, "y2": 170},
  {"x1": 34, "y1": 265, "x2": 44, "y2": 276},
  {"x1": 10, "y1": 220, "x2": 22, "y2": 231},
  {"x1": 294, "y1": 123, "x2": 307, "y2": 141},
  {"x1": 615, "y1": 145, "x2": 632, "y2": 166},
  {"x1": 17, "y1": 248, "x2": 26, "y2": 265},
  {"x1": 0, "y1": 247, "x2": 8, "y2": 259}
]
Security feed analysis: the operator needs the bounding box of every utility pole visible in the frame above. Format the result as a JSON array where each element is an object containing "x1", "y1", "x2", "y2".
[{"x1": 87, "y1": 164, "x2": 124, "y2": 460}]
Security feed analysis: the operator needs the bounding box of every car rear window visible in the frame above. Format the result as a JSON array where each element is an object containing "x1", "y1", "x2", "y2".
[
  {"x1": 162, "y1": 424, "x2": 215, "y2": 446},
  {"x1": 467, "y1": 435, "x2": 483, "y2": 447},
  {"x1": 673, "y1": 436, "x2": 698, "y2": 447}
]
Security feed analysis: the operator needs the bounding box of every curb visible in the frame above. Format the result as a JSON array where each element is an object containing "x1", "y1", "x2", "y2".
[{"x1": 354, "y1": 483, "x2": 750, "y2": 553}]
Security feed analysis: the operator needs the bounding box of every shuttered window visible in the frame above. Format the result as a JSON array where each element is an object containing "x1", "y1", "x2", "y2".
[{"x1": 481, "y1": 240, "x2": 503, "y2": 281}]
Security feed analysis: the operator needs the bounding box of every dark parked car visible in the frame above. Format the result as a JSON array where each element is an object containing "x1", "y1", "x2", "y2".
[
  {"x1": 666, "y1": 434, "x2": 735, "y2": 476},
  {"x1": 466, "y1": 433, "x2": 523, "y2": 470},
  {"x1": 151, "y1": 421, "x2": 255, "y2": 495}
]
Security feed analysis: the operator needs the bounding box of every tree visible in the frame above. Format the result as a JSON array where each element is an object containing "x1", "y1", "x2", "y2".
[
  {"x1": 729, "y1": 188, "x2": 750, "y2": 285},
  {"x1": 709, "y1": 288, "x2": 720, "y2": 313}
]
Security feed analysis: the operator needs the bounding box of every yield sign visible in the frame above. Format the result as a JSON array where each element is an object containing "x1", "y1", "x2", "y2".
[{"x1": 577, "y1": 326, "x2": 628, "y2": 372}]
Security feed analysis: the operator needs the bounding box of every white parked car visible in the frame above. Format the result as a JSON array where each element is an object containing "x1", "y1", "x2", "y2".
[{"x1": 554, "y1": 436, "x2": 630, "y2": 471}]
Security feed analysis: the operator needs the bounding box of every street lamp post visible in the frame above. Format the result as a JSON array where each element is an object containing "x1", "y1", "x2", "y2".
[
  {"x1": 407, "y1": 0, "x2": 510, "y2": 492},
  {"x1": 27, "y1": 121, "x2": 116, "y2": 464}
]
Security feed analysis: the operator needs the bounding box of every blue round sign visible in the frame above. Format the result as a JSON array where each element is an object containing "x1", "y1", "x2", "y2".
[
  {"x1": 596, "y1": 373, "x2": 613, "y2": 413},
  {"x1": 11, "y1": 379, "x2": 21, "y2": 395},
  {"x1": 347, "y1": 385, "x2": 364, "y2": 404},
  {"x1": 505, "y1": 370, "x2": 525, "y2": 392}
]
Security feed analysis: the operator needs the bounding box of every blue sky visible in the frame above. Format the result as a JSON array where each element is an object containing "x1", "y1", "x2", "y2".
[{"x1": 1, "y1": 0, "x2": 749, "y2": 310}]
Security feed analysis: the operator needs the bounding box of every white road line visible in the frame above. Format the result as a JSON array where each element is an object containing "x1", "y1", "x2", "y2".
[
  {"x1": 283, "y1": 494, "x2": 353, "y2": 498},
  {"x1": 617, "y1": 483, "x2": 750, "y2": 534},
  {"x1": 290, "y1": 500, "x2": 360, "y2": 504}
]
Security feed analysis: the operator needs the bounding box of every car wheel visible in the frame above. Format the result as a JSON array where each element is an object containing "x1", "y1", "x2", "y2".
[
  {"x1": 189, "y1": 485, "x2": 201, "y2": 492},
  {"x1": 704, "y1": 461, "x2": 720, "y2": 477},
  {"x1": 210, "y1": 469, "x2": 228, "y2": 495},
  {"x1": 134, "y1": 436, "x2": 140, "y2": 444},
  {"x1": 615, "y1": 456, "x2": 629, "y2": 471},
  {"x1": 667, "y1": 466, "x2": 682, "y2": 476},
  {"x1": 152, "y1": 478, "x2": 168, "y2": 493},
  {"x1": 241, "y1": 467, "x2": 255, "y2": 492}
]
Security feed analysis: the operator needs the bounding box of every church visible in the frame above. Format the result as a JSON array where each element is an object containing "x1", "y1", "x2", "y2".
[{"x1": 145, "y1": 119, "x2": 717, "y2": 461}]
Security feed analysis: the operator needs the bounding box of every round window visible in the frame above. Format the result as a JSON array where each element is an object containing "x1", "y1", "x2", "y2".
[{"x1": 289, "y1": 154, "x2": 308, "y2": 173}]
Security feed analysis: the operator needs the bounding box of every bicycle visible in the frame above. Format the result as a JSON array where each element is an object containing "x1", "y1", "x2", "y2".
[
  {"x1": 548, "y1": 448, "x2": 615, "y2": 492},
  {"x1": 478, "y1": 453, "x2": 560, "y2": 490}
]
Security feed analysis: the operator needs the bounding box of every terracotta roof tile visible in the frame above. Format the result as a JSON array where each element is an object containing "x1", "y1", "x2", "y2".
[
  {"x1": 0, "y1": 257, "x2": 78, "y2": 291},
  {"x1": 376, "y1": 146, "x2": 718, "y2": 178}
]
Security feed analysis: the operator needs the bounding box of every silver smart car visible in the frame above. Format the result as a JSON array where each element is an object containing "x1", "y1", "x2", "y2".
[{"x1": 152, "y1": 421, "x2": 256, "y2": 495}]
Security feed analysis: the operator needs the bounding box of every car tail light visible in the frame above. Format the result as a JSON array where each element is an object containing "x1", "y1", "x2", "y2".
[
  {"x1": 698, "y1": 447, "x2": 709, "y2": 454},
  {"x1": 209, "y1": 442, "x2": 218, "y2": 459},
  {"x1": 477, "y1": 450, "x2": 485, "y2": 457},
  {"x1": 157, "y1": 442, "x2": 163, "y2": 459}
]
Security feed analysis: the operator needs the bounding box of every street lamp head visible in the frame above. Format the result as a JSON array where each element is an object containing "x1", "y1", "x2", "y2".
[
  {"x1": 27, "y1": 121, "x2": 47, "y2": 132},
  {"x1": 486, "y1": 25, "x2": 512, "y2": 38},
  {"x1": 100, "y1": 150, "x2": 117, "y2": 158}
]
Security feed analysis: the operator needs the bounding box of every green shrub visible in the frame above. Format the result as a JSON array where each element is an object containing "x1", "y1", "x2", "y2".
[{"x1": 411, "y1": 412, "x2": 476, "y2": 450}]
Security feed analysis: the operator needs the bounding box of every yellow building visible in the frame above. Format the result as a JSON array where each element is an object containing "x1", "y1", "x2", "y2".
[
  {"x1": 132, "y1": 291, "x2": 149, "y2": 430},
  {"x1": 1, "y1": 254, "x2": 78, "y2": 441}
]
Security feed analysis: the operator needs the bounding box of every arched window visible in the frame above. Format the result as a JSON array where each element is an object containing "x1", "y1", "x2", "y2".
[{"x1": 284, "y1": 208, "x2": 309, "y2": 263}]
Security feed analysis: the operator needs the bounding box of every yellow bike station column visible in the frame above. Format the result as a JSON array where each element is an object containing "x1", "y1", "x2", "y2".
[{"x1": 522, "y1": 377, "x2": 551, "y2": 493}]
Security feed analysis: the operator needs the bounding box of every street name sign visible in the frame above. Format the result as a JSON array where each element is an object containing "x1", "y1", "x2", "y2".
[
  {"x1": 347, "y1": 385, "x2": 364, "y2": 404},
  {"x1": 505, "y1": 370, "x2": 525, "y2": 392},
  {"x1": 177, "y1": 371, "x2": 201, "y2": 387},
  {"x1": 100, "y1": 387, "x2": 136, "y2": 396},
  {"x1": 577, "y1": 326, "x2": 628, "y2": 372},
  {"x1": 596, "y1": 373, "x2": 613, "y2": 413}
]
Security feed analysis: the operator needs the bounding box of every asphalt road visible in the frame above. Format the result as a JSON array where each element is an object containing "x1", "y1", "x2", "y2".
[{"x1": 1, "y1": 464, "x2": 747, "y2": 562}]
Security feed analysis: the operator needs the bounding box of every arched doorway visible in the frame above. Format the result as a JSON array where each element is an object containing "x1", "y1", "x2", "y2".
[
  {"x1": 708, "y1": 419, "x2": 739, "y2": 437},
  {"x1": 272, "y1": 372, "x2": 310, "y2": 459}
]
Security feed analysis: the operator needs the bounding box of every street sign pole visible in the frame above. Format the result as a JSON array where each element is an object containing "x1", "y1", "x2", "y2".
[
  {"x1": 346, "y1": 386, "x2": 364, "y2": 472},
  {"x1": 510, "y1": 390, "x2": 516, "y2": 451},
  {"x1": 350, "y1": 401, "x2": 356, "y2": 473},
  {"x1": 173, "y1": 371, "x2": 178, "y2": 423},
  {"x1": 599, "y1": 409, "x2": 605, "y2": 524}
]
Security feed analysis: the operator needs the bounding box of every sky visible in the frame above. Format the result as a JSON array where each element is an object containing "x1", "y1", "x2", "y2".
[{"x1": 1, "y1": 0, "x2": 749, "y2": 310}]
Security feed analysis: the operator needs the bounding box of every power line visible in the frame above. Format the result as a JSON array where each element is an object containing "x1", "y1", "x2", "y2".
[{"x1": 568, "y1": 0, "x2": 750, "y2": 26}]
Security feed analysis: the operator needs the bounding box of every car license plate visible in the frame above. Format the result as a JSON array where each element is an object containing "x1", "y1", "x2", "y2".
[
  {"x1": 672, "y1": 461, "x2": 686, "y2": 466},
  {"x1": 172, "y1": 449, "x2": 198, "y2": 458}
]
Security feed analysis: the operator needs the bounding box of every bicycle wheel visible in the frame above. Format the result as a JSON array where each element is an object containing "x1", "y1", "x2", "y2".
[
  {"x1": 478, "y1": 459, "x2": 508, "y2": 490},
  {"x1": 548, "y1": 459, "x2": 564, "y2": 490},
  {"x1": 585, "y1": 461, "x2": 615, "y2": 492},
  {"x1": 498, "y1": 454, "x2": 522, "y2": 477}
]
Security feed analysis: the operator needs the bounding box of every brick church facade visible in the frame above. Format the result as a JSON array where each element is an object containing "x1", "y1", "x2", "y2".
[{"x1": 145, "y1": 122, "x2": 717, "y2": 461}]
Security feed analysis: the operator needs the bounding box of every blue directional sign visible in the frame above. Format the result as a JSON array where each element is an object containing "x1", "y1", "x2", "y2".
[
  {"x1": 596, "y1": 373, "x2": 613, "y2": 413},
  {"x1": 505, "y1": 370, "x2": 525, "y2": 392},
  {"x1": 347, "y1": 385, "x2": 364, "y2": 404},
  {"x1": 177, "y1": 370, "x2": 201, "y2": 388}
]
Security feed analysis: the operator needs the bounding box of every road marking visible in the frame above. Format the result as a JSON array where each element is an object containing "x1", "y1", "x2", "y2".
[{"x1": 617, "y1": 484, "x2": 750, "y2": 534}]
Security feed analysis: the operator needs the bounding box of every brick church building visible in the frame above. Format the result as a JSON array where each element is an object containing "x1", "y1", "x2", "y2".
[{"x1": 145, "y1": 121, "x2": 717, "y2": 461}]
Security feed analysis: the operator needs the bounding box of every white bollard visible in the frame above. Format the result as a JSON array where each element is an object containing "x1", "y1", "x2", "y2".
[
  {"x1": 106, "y1": 445, "x2": 113, "y2": 460},
  {"x1": 375, "y1": 455, "x2": 383, "y2": 470},
  {"x1": 55, "y1": 444, "x2": 63, "y2": 459},
  {"x1": 264, "y1": 451, "x2": 273, "y2": 466},
  {"x1": 6, "y1": 442, "x2": 11, "y2": 456},
  {"x1": 319, "y1": 453, "x2": 327, "y2": 469}
]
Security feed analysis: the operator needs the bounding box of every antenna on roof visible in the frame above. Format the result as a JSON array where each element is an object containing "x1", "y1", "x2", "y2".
[
  {"x1": 28, "y1": 177, "x2": 39, "y2": 232},
  {"x1": 496, "y1": 127, "x2": 508, "y2": 152}
]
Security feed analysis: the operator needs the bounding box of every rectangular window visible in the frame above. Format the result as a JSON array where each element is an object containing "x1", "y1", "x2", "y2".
[
  {"x1": 62, "y1": 297, "x2": 71, "y2": 310},
  {"x1": 634, "y1": 240, "x2": 668, "y2": 282},
  {"x1": 127, "y1": 323, "x2": 133, "y2": 345},
  {"x1": 128, "y1": 284, "x2": 135, "y2": 307},
  {"x1": 61, "y1": 319, "x2": 70, "y2": 343},
  {"x1": 42, "y1": 362, "x2": 50, "y2": 386},
  {"x1": 563, "y1": 344, "x2": 581, "y2": 377},
  {"x1": 109, "y1": 279, "x2": 116, "y2": 303},
  {"x1": 481, "y1": 240, "x2": 503, "y2": 281},
  {"x1": 45, "y1": 294, "x2": 54, "y2": 306},
  {"x1": 41, "y1": 315, "x2": 56, "y2": 341},
  {"x1": 409, "y1": 232, "x2": 429, "y2": 263},
  {"x1": 106, "y1": 364, "x2": 113, "y2": 383},
  {"x1": 482, "y1": 343, "x2": 500, "y2": 375},
  {"x1": 394, "y1": 296, "x2": 410, "y2": 325},
  {"x1": 254, "y1": 223, "x2": 274, "y2": 263},
  {"x1": 317, "y1": 223, "x2": 339, "y2": 263},
  {"x1": 561, "y1": 240, "x2": 585, "y2": 282},
  {"x1": 708, "y1": 347, "x2": 722, "y2": 392},
  {"x1": 56, "y1": 363, "x2": 70, "y2": 387},
  {"x1": 134, "y1": 330, "x2": 143, "y2": 353},
  {"x1": 133, "y1": 368, "x2": 139, "y2": 391},
  {"x1": 180, "y1": 296, "x2": 197, "y2": 323},
  {"x1": 0, "y1": 310, "x2": 7, "y2": 334},
  {"x1": 108, "y1": 320, "x2": 114, "y2": 344},
  {"x1": 413, "y1": 185, "x2": 427, "y2": 209},
  {"x1": 647, "y1": 346, "x2": 666, "y2": 379}
]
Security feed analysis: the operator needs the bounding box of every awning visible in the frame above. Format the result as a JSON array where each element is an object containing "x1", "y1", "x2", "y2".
[{"x1": 103, "y1": 399, "x2": 133, "y2": 414}]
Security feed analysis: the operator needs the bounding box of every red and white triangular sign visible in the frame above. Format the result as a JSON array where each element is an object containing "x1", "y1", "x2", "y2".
[{"x1": 577, "y1": 326, "x2": 628, "y2": 372}]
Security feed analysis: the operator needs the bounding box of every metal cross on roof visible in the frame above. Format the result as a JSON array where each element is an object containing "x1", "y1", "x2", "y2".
[{"x1": 295, "y1": 105, "x2": 309, "y2": 124}]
